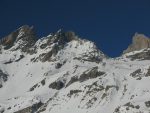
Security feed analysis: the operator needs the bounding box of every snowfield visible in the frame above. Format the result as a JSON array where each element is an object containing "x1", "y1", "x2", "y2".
[{"x1": 0, "y1": 25, "x2": 150, "y2": 113}]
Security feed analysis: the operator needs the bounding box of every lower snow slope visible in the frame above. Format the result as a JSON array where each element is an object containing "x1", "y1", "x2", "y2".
[{"x1": 0, "y1": 51, "x2": 150, "y2": 113}]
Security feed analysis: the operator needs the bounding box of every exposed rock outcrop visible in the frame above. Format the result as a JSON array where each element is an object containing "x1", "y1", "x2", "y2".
[
  {"x1": 14, "y1": 102, "x2": 43, "y2": 113},
  {"x1": 0, "y1": 70, "x2": 8, "y2": 88},
  {"x1": 126, "y1": 49, "x2": 150, "y2": 60},
  {"x1": 0, "y1": 25, "x2": 37, "y2": 51},
  {"x1": 123, "y1": 33, "x2": 150, "y2": 54},
  {"x1": 49, "y1": 80, "x2": 64, "y2": 90}
]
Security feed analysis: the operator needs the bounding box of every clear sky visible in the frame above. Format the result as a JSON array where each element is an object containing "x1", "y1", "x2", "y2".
[{"x1": 0, "y1": 0, "x2": 150, "y2": 57}]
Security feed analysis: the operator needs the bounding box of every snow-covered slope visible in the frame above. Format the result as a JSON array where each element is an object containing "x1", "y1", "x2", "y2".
[{"x1": 0, "y1": 26, "x2": 150, "y2": 113}]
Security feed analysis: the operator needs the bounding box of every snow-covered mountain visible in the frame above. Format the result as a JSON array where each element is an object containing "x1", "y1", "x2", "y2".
[{"x1": 0, "y1": 25, "x2": 150, "y2": 113}]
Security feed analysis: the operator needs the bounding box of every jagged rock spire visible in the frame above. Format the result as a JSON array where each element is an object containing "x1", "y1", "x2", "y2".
[
  {"x1": 123, "y1": 33, "x2": 150, "y2": 54},
  {"x1": 0, "y1": 25, "x2": 37, "y2": 50}
]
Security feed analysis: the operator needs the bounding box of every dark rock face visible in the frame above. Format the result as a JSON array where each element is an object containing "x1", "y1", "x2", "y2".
[
  {"x1": 0, "y1": 30, "x2": 18, "y2": 49},
  {"x1": 41, "y1": 45, "x2": 59, "y2": 62},
  {"x1": 55, "y1": 63, "x2": 63, "y2": 69},
  {"x1": 67, "y1": 90, "x2": 82, "y2": 97},
  {"x1": 145, "y1": 101, "x2": 150, "y2": 107},
  {"x1": 129, "y1": 67, "x2": 150, "y2": 80},
  {"x1": 39, "y1": 31, "x2": 77, "y2": 62},
  {"x1": 0, "y1": 70, "x2": 8, "y2": 88},
  {"x1": 29, "y1": 78, "x2": 46, "y2": 92},
  {"x1": 49, "y1": 80, "x2": 64, "y2": 90},
  {"x1": 14, "y1": 102, "x2": 43, "y2": 113},
  {"x1": 0, "y1": 108, "x2": 5, "y2": 113},
  {"x1": 66, "y1": 67, "x2": 105, "y2": 87},
  {"x1": 66, "y1": 76, "x2": 78, "y2": 87},
  {"x1": 114, "y1": 102, "x2": 140, "y2": 113},
  {"x1": 29, "y1": 84, "x2": 38, "y2": 92},
  {"x1": 0, "y1": 25, "x2": 37, "y2": 53},
  {"x1": 126, "y1": 49, "x2": 150, "y2": 60},
  {"x1": 53, "y1": 31, "x2": 77, "y2": 44},
  {"x1": 15, "y1": 55, "x2": 24, "y2": 62},
  {"x1": 130, "y1": 69, "x2": 142, "y2": 78},
  {"x1": 79, "y1": 67, "x2": 105, "y2": 82},
  {"x1": 146, "y1": 67, "x2": 150, "y2": 77}
]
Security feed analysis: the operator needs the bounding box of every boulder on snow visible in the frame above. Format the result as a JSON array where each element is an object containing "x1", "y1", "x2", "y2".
[{"x1": 49, "y1": 80, "x2": 64, "y2": 90}]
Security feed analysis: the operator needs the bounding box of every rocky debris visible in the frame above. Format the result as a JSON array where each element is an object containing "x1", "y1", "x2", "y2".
[
  {"x1": 123, "y1": 33, "x2": 150, "y2": 54},
  {"x1": 49, "y1": 80, "x2": 64, "y2": 90},
  {"x1": 14, "y1": 101, "x2": 43, "y2": 113}
]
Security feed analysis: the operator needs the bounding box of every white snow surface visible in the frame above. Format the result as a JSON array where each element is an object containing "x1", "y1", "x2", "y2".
[{"x1": 0, "y1": 32, "x2": 150, "y2": 113}]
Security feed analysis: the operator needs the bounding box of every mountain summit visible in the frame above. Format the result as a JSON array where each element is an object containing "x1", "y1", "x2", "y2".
[
  {"x1": 123, "y1": 33, "x2": 150, "y2": 54},
  {"x1": 0, "y1": 26, "x2": 150, "y2": 113},
  {"x1": 0, "y1": 25, "x2": 37, "y2": 52}
]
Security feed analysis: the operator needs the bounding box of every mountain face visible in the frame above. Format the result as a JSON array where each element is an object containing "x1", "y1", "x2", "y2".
[{"x1": 0, "y1": 26, "x2": 150, "y2": 113}]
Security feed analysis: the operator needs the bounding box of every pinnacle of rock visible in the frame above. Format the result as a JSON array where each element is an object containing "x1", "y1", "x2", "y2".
[
  {"x1": 0, "y1": 25, "x2": 37, "y2": 50},
  {"x1": 123, "y1": 33, "x2": 150, "y2": 54}
]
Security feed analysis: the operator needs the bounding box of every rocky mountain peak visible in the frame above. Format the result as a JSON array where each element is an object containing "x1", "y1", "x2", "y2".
[
  {"x1": 36, "y1": 29, "x2": 105, "y2": 63},
  {"x1": 1, "y1": 26, "x2": 150, "y2": 113},
  {"x1": 16, "y1": 25, "x2": 36, "y2": 40},
  {"x1": 52, "y1": 30, "x2": 78, "y2": 43},
  {"x1": 0, "y1": 25, "x2": 37, "y2": 50},
  {"x1": 123, "y1": 33, "x2": 150, "y2": 54}
]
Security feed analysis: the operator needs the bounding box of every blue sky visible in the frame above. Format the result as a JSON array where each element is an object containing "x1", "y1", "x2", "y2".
[{"x1": 0, "y1": 0, "x2": 150, "y2": 57}]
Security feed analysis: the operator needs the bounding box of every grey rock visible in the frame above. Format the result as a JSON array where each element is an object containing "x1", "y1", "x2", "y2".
[
  {"x1": 145, "y1": 101, "x2": 150, "y2": 108},
  {"x1": 79, "y1": 67, "x2": 105, "y2": 82},
  {"x1": 14, "y1": 101, "x2": 43, "y2": 113},
  {"x1": 66, "y1": 76, "x2": 78, "y2": 87},
  {"x1": 0, "y1": 25, "x2": 37, "y2": 52},
  {"x1": 49, "y1": 80, "x2": 64, "y2": 90},
  {"x1": 0, "y1": 70, "x2": 8, "y2": 88},
  {"x1": 146, "y1": 67, "x2": 150, "y2": 77},
  {"x1": 126, "y1": 49, "x2": 150, "y2": 60},
  {"x1": 130, "y1": 69, "x2": 142, "y2": 78},
  {"x1": 123, "y1": 33, "x2": 150, "y2": 54}
]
